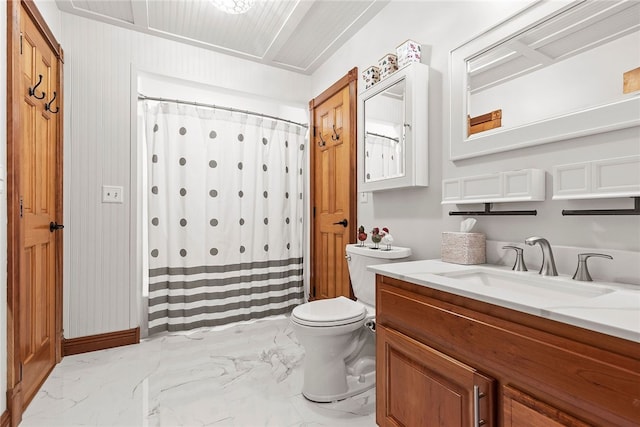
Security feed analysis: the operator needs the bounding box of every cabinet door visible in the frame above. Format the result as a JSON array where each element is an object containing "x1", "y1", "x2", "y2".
[
  {"x1": 503, "y1": 386, "x2": 591, "y2": 427},
  {"x1": 377, "y1": 325, "x2": 495, "y2": 427}
]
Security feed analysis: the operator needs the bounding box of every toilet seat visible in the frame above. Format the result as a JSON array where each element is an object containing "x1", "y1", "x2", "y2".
[{"x1": 292, "y1": 296, "x2": 366, "y2": 327}]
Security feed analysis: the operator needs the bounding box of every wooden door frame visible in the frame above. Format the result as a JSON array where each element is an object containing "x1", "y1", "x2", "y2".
[
  {"x1": 6, "y1": 1, "x2": 64, "y2": 424},
  {"x1": 308, "y1": 68, "x2": 358, "y2": 300}
]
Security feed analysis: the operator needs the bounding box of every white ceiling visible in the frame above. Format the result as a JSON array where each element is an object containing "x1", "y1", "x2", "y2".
[{"x1": 55, "y1": 0, "x2": 389, "y2": 74}]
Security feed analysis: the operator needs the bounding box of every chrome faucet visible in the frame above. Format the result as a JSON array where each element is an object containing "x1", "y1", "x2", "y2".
[
  {"x1": 525, "y1": 236, "x2": 558, "y2": 276},
  {"x1": 572, "y1": 253, "x2": 613, "y2": 282}
]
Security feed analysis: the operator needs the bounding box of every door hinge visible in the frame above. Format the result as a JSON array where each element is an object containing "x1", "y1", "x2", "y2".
[
  {"x1": 20, "y1": 33, "x2": 23, "y2": 55},
  {"x1": 19, "y1": 197, "x2": 23, "y2": 218},
  {"x1": 313, "y1": 206, "x2": 316, "y2": 217}
]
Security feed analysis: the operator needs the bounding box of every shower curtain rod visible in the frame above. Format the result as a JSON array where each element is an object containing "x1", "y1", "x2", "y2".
[
  {"x1": 366, "y1": 131, "x2": 399, "y2": 142},
  {"x1": 138, "y1": 94, "x2": 309, "y2": 128}
]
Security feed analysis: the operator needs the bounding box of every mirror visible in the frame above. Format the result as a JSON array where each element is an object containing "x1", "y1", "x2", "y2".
[
  {"x1": 364, "y1": 79, "x2": 406, "y2": 183},
  {"x1": 450, "y1": 0, "x2": 640, "y2": 160},
  {"x1": 359, "y1": 62, "x2": 429, "y2": 192}
]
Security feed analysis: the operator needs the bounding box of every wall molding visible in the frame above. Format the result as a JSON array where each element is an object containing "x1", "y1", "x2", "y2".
[{"x1": 63, "y1": 328, "x2": 140, "y2": 356}]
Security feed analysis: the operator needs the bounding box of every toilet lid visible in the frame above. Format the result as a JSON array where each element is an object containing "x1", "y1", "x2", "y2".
[{"x1": 292, "y1": 296, "x2": 366, "y2": 327}]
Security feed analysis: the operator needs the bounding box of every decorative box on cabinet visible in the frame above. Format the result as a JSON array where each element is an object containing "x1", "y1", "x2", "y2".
[
  {"x1": 553, "y1": 155, "x2": 640, "y2": 200},
  {"x1": 378, "y1": 53, "x2": 398, "y2": 80},
  {"x1": 442, "y1": 168, "x2": 545, "y2": 204},
  {"x1": 396, "y1": 39, "x2": 422, "y2": 69},
  {"x1": 375, "y1": 275, "x2": 640, "y2": 427}
]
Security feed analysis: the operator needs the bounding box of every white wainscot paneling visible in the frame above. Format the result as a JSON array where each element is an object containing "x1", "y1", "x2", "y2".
[
  {"x1": 553, "y1": 155, "x2": 640, "y2": 200},
  {"x1": 442, "y1": 169, "x2": 545, "y2": 204}
]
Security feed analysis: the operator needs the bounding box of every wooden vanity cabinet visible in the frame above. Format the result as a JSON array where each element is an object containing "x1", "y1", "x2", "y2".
[{"x1": 375, "y1": 275, "x2": 640, "y2": 427}]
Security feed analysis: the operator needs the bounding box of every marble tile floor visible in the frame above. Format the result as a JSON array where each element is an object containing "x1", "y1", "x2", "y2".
[{"x1": 21, "y1": 316, "x2": 377, "y2": 427}]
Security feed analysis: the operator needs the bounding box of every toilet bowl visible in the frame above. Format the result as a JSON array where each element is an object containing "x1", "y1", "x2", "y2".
[{"x1": 291, "y1": 243, "x2": 411, "y2": 402}]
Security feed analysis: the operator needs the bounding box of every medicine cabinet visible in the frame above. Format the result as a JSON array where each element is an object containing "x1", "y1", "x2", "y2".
[
  {"x1": 450, "y1": 0, "x2": 640, "y2": 160},
  {"x1": 358, "y1": 62, "x2": 429, "y2": 192}
]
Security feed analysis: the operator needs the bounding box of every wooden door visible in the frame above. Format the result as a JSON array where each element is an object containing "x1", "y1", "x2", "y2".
[
  {"x1": 8, "y1": 1, "x2": 64, "y2": 416},
  {"x1": 377, "y1": 325, "x2": 495, "y2": 427},
  {"x1": 309, "y1": 69, "x2": 358, "y2": 300}
]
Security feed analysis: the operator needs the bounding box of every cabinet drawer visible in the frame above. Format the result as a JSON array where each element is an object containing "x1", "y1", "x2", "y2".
[{"x1": 503, "y1": 385, "x2": 591, "y2": 427}]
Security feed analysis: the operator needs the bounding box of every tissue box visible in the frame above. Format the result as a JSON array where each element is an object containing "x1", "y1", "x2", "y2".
[
  {"x1": 396, "y1": 39, "x2": 422, "y2": 69},
  {"x1": 362, "y1": 66, "x2": 380, "y2": 89},
  {"x1": 378, "y1": 53, "x2": 398, "y2": 80},
  {"x1": 441, "y1": 232, "x2": 486, "y2": 265}
]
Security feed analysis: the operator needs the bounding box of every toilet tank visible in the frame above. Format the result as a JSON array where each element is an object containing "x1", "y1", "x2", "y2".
[{"x1": 345, "y1": 244, "x2": 411, "y2": 307}]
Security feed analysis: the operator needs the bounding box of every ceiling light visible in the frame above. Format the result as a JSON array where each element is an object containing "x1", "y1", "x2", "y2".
[{"x1": 210, "y1": 0, "x2": 255, "y2": 15}]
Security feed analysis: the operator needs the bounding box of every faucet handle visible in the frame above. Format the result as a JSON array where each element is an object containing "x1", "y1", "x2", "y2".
[
  {"x1": 572, "y1": 253, "x2": 613, "y2": 282},
  {"x1": 502, "y1": 246, "x2": 528, "y2": 271}
]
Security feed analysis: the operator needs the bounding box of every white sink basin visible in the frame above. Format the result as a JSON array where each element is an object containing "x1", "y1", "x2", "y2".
[{"x1": 435, "y1": 268, "x2": 615, "y2": 307}]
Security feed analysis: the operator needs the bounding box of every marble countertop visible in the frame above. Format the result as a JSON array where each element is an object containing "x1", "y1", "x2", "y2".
[{"x1": 368, "y1": 260, "x2": 640, "y2": 343}]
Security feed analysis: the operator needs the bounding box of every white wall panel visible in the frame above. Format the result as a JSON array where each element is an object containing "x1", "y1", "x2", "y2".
[
  {"x1": 311, "y1": 1, "x2": 640, "y2": 274},
  {"x1": 61, "y1": 12, "x2": 311, "y2": 338}
]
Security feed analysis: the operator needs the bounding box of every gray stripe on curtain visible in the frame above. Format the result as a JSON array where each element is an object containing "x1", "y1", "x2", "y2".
[
  {"x1": 148, "y1": 267, "x2": 303, "y2": 292},
  {"x1": 148, "y1": 305, "x2": 298, "y2": 335},
  {"x1": 149, "y1": 257, "x2": 303, "y2": 277},
  {"x1": 149, "y1": 290, "x2": 303, "y2": 322},
  {"x1": 149, "y1": 276, "x2": 303, "y2": 305}
]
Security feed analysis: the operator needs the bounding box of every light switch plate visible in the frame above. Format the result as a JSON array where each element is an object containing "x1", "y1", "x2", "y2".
[
  {"x1": 102, "y1": 185, "x2": 123, "y2": 203},
  {"x1": 360, "y1": 192, "x2": 369, "y2": 203}
]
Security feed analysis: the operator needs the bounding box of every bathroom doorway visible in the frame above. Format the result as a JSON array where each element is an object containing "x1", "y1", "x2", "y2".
[{"x1": 309, "y1": 68, "x2": 358, "y2": 300}]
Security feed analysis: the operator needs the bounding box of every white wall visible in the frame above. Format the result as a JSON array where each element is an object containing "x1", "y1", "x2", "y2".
[
  {"x1": 1, "y1": 0, "x2": 7, "y2": 414},
  {"x1": 34, "y1": 0, "x2": 62, "y2": 41},
  {"x1": 60, "y1": 12, "x2": 311, "y2": 338},
  {"x1": 311, "y1": 1, "x2": 640, "y2": 281}
]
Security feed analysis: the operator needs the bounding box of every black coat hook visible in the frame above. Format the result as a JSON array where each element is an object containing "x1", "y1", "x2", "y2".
[
  {"x1": 318, "y1": 131, "x2": 326, "y2": 147},
  {"x1": 331, "y1": 124, "x2": 340, "y2": 141},
  {"x1": 45, "y1": 91, "x2": 59, "y2": 113},
  {"x1": 29, "y1": 74, "x2": 46, "y2": 99}
]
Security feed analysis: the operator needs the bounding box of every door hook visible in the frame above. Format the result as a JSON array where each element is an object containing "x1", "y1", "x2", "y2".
[
  {"x1": 331, "y1": 124, "x2": 340, "y2": 141},
  {"x1": 45, "y1": 91, "x2": 59, "y2": 113},
  {"x1": 318, "y1": 131, "x2": 326, "y2": 147},
  {"x1": 29, "y1": 74, "x2": 46, "y2": 99}
]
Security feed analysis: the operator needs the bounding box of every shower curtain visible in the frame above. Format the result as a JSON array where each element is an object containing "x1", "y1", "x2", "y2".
[
  {"x1": 143, "y1": 101, "x2": 305, "y2": 335},
  {"x1": 365, "y1": 132, "x2": 402, "y2": 180}
]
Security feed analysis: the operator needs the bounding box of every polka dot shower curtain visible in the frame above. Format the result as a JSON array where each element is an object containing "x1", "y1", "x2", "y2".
[{"x1": 143, "y1": 101, "x2": 305, "y2": 334}]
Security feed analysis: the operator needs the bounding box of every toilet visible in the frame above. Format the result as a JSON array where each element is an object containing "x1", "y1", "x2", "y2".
[{"x1": 291, "y1": 243, "x2": 411, "y2": 402}]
